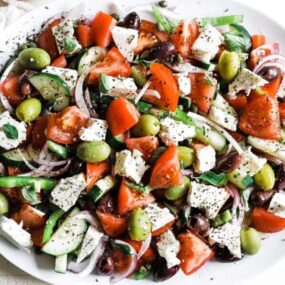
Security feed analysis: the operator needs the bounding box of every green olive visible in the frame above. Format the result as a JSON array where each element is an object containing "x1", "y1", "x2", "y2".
[
  {"x1": 18, "y1": 48, "x2": 51, "y2": 70},
  {"x1": 132, "y1": 114, "x2": 160, "y2": 137},
  {"x1": 253, "y1": 163, "x2": 275, "y2": 191},
  {"x1": 128, "y1": 208, "x2": 152, "y2": 241},
  {"x1": 0, "y1": 193, "x2": 9, "y2": 215},
  {"x1": 218, "y1": 50, "x2": 241, "y2": 82},
  {"x1": 16, "y1": 98, "x2": 42, "y2": 122},
  {"x1": 240, "y1": 227, "x2": 261, "y2": 255},
  {"x1": 76, "y1": 141, "x2": 111, "y2": 163},
  {"x1": 177, "y1": 146, "x2": 195, "y2": 167},
  {"x1": 165, "y1": 176, "x2": 190, "y2": 201}
]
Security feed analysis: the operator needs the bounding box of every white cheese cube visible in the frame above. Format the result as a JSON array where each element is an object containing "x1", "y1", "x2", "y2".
[
  {"x1": 157, "y1": 230, "x2": 180, "y2": 268},
  {"x1": 277, "y1": 76, "x2": 285, "y2": 99},
  {"x1": 0, "y1": 111, "x2": 26, "y2": 150},
  {"x1": 228, "y1": 68, "x2": 268, "y2": 97},
  {"x1": 50, "y1": 173, "x2": 86, "y2": 212},
  {"x1": 43, "y1": 66, "x2": 78, "y2": 92},
  {"x1": 159, "y1": 117, "x2": 196, "y2": 146},
  {"x1": 192, "y1": 24, "x2": 224, "y2": 63},
  {"x1": 79, "y1": 118, "x2": 108, "y2": 142},
  {"x1": 144, "y1": 203, "x2": 175, "y2": 231},
  {"x1": 212, "y1": 93, "x2": 237, "y2": 117},
  {"x1": 52, "y1": 19, "x2": 81, "y2": 55},
  {"x1": 174, "y1": 73, "x2": 191, "y2": 96},
  {"x1": 111, "y1": 26, "x2": 138, "y2": 62},
  {"x1": 114, "y1": 149, "x2": 149, "y2": 183},
  {"x1": 194, "y1": 145, "x2": 216, "y2": 173},
  {"x1": 268, "y1": 192, "x2": 285, "y2": 218},
  {"x1": 0, "y1": 216, "x2": 32, "y2": 249},
  {"x1": 187, "y1": 181, "x2": 230, "y2": 219},
  {"x1": 209, "y1": 223, "x2": 242, "y2": 258},
  {"x1": 77, "y1": 225, "x2": 103, "y2": 263}
]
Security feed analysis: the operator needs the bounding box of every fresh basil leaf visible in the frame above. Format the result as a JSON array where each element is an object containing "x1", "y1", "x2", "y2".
[
  {"x1": 199, "y1": 171, "x2": 228, "y2": 187},
  {"x1": 110, "y1": 239, "x2": 134, "y2": 256},
  {"x1": 64, "y1": 38, "x2": 78, "y2": 53},
  {"x1": 137, "y1": 101, "x2": 153, "y2": 114},
  {"x1": 21, "y1": 186, "x2": 41, "y2": 205},
  {"x1": 125, "y1": 181, "x2": 152, "y2": 195},
  {"x1": 2, "y1": 123, "x2": 18, "y2": 139}
]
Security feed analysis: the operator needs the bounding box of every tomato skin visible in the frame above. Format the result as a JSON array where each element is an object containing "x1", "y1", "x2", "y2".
[
  {"x1": 152, "y1": 220, "x2": 175, "y2": 236},
  {"x1": 91, "y1": 12, "x2": 116, "y2": 48},
  {"x1": 125, "y1": 136, "x2": 159, "y2": 160},
  {"x1": 31, "y1": 117, "x2": 48, "y2": 149},
  {"x1": 226, "y1": 94, "x2": 248, "y2": 111},
  {"x1": 47, "y1": 106, "x2": 89, "y2": 144},
  {"x1": 150, "y1": 146, "x2": 182, "y2": 189},
  {"x1": 260, "y1": 74, "x2": 282, "y2": 97},
  {"x1": 251, "y1": 207, "x2": 285, "y2": 233},
  {"x1": 178, "y1": 231, "x2": 214, "y2": 275},
  {"x1": 51, "y1": 55, "x2": 67, "y2": 68},
  {"x1": 279, "y1": 102, "x2": 285, "y2": 119},
  {"x1": 106, "y1": 97, "x2": 140, "y2": 136},
  {"x1": 251, "y1": 35, "x2": 266, "y2": 50},
  {"x1": 239, "y1": 94, "x2": 281, "y2": 140},
  {"x1": 189, "y1": 73, "x2": 216, "y2": 113},
  {"x1": 117, "y1": 179, "x2": 155, "y2": 215},
  {"x1": 76, "y1": 24, "x2": 94, "y2": 48},
  {"x1": 0, "y1": 75, "x2": 23, "y2": 107},
  {"x1": 170, "y1": 19, "x2": 199, "y2": 58},
  {"x1": 148, "y1": 63, "x2": 180, "y2": 112},
  {"x1": 86, "y1": 162, "x2": 110, "y2": 192}
]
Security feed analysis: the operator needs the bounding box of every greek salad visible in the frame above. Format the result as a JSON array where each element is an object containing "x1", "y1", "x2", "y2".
[{"x1": 1, "y1": 1, "x2": 285, "y2": 283}]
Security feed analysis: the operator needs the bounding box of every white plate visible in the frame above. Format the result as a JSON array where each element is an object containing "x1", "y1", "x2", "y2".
[{"x1": 1, "y1": 0, "x2": 285, "y2": 284}]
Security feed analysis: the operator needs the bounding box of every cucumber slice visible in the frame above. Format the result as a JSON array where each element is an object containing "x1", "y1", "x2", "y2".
[
  {"x1": 55, "y1": 254, "x2": 68, "y2": 274},
  {"x1": 77, "y1": 46, "x2": 106, "y2": 75},
  {"x1": 200, "y1": 15, "x2": 244, "y2": 27},
  {"x1": 0, "y1": 147, "x2": 34, "y2": 167},
  {"x1": 42, "y1": 208, "x2": 87, "y2": 256},
  {"x1": 106, "y1": 131, "x2": 125, "y2": 150},
  {"x1": 227, "y1": 170, "x2": 253, "y2": 190},
  {"x1": 28, "y1": 73, "x2": 70, "y2": 112},
  {"x1": 47, "y1": 140, "x2": 69, "y2": 159}
]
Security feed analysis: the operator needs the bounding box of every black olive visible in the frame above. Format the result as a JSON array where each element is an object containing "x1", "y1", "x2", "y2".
[
  {"x1": 97, "y1": 193, "x2": 116, "y2": 214},
  {"x1": 188, "y1": 214, "x2": 210, "y2": 236},
  {"x1": 249, "y1": 190, "x2": 274, "y2": 207},
  {"x1": 18, "y1": 70, "x2": 37, "y2": 97},
  {"x1": 213, "y1": 244, "x2": 242, "y2": 262},
  {"x1": 258, "y1": 66, "x2": 280, "y2": 82},
  {"x1": 159, "y1": 1, "x2": 168, "y2": 8},
  {"x1": 67, "y1": 159, "x2": 85, "y2": 176},
  {"x1": 149, "y1": 42, "x2": 177, "y2": 61},
  {"x1": 118, "y1": 12, "x2": 141, "y2": 30},
  {"x1": 216, "y1": 152, "x2": 242, "y2": 173},
  {"x1": 96, "y1": 255, "x2": 114, "y2": 276},
  {"x1": 153, "y1": 258, "x2": 179, "y2": 282},
  {"x1": 277, "y1": 166, "x2": 285, "y2": 190}
]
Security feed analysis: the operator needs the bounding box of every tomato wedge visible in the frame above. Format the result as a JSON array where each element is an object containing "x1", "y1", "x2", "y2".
[
  {"x1": 239, "y1": 94, "x2": 281, "y2": 140},
  {"x1": 117, "y1": 179, "x2": 155, "y2": 215},
  {"x1": 148, "y1": 63, "x2": 180, "y2": 112},
  {"x1": 91, "y1": 11, "x2": 116, "y2": 48},
  {"x1": 152, "y1": 220, "x2": 175, "y2": 237},
  {"x1": 279, "y1": 102, "x2": 285, "y2": 119},
  {"x1": 125, "y1": 136, "x2": 159, "y2": 160},
  {"x1": 0, "y1": 75, "x2": 23, "y2": 107},
  {"x1": 189, "y1": 73, "x2": 216, "y2": 113},
  {"x1": 31, "y1": 117, "x2": 48, "y2": 148},
  {"x1": 260, "y1": 74, "x2": 282, "y2": 97},
  {"x1": 47, "y1": 106, "x2": 89, "y2": 144},
  {"x1": 150, "y1": 146, "x2": 182, "y2": 189},
  {"x1": 106, "y1": 97, "x2": 140, "y2": 136},
  {"x1": 88, "y1": 47, "x2": 131, "y2": 84},
  {"x1": 178, "y1": 231, "x2": 214, "y2": 275},
  {"x1": 170, "y1": 19, "x2": 199, "y2": 58},
  {"x1": 226, "y1": 94, "x2": 248, "y2": 111},
  {"x1": 51, "y1": 55, "x2": 67, "y2": 68},
  {"x1": 76, "y1": 24, "x2": 94, "y2": 48},
  {"x1": 251, "y1": 207, "x2": 285, "y2": 233},
  {"x1": 251, "y1": 35, "x2": 266, "y2": 50},
  {"x1": 86, "y1": 162, "x2": 110, "y2": 192}
]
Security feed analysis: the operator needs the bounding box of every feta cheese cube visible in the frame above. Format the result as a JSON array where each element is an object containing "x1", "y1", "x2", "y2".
[
  {"x1": 192, "y1": 24, "x2": 224, "y2": 63},
  {"x1": 43, "y1": 66, "x2": 78, "y2": 92},
  {"x1": 159, "y1": 117, "x2": 196, "y2": 146},
  {"x1": 79, "y1": 118, "x2": 108, "y2": 142},
  {"x1": 209, "y1": 223, "x2": 242, "y2": 258},
  {"x1": 157, "y1": 230, "x2": 180, "y2": 268},
  {"x1": 77, "y1": 225, "x2": 103, "y2": 263},
  {"x1": 0, "y1": 216, "x2": 32, "y2": 249},
  {"x1": 52, "y1": 19, "x2": 81, "y2": 55},
  {"x1": 228, "y1": 68, "x2": 268, "y2": 97},
  {"x1": 187, "y1": 181, "x2": 230, "y2": 219},
  {"x1": 144, "y1": 203, "x2": 175, "y2": 231},
  {"x1": 111, "y1": 26, "x2": 138, "y2": 62},
  {"x1": 114, "y1": 149, "x2": 149, "y2": 183},
  {"x1": 50, "y1": 173, "x2": 86, "y2": 212},
  {"x1": 268, "y1": 192, "x2": 285, "y2": 218},
  {"x1": 194, "y1": 145, "x2": 216, "y2": 173},
  {"x1": 174, "y1": 73, "x2": 191, "y2": 96},
  {"x1": 0, "y1": 111, "x2": 26, "y2": 150}
]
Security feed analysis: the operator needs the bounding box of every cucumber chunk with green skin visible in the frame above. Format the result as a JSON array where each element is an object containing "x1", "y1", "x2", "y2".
[
  {"x1": 42, "y1": 208, "x2": 87, "y2": 256},
  {"x1": 47, "y1": 140, "x2": 69, "y2": 159},
  {"x1": 28, "y1": 73, "x2": 70, "y2": 112},
  {"x1": 55, "y1": 254, "x2": 68, "y2": 274},
  {"x1": 106, "y1": 131, "x2": 125, "y2": 150},
  {"x1": 0, "y1": 193, "x2": 9, "y2": 215},
  {"x1": 0, "y1": 147, "x2": 35, "y2": 167},
  {"x1": 200, "y1": 15, "x2": 244, "y2": 27}
]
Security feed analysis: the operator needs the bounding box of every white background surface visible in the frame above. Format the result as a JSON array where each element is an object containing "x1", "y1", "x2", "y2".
[{"x1": 0, "y1": 0, "x2": 284, "y2": 284}]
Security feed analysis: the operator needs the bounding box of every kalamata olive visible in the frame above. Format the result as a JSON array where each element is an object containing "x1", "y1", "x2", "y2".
[
  {"x1": 277, "y1": 166, "x2": 285, "y2": 190},
  {"x1": 67, "y1": 158, "x2": 85, "y2": 176},
  {"x1": 258, "y1": 66, "x2": 280, "y2": 82},
  {"x1": 18, "y1": 70, "x2": 36, "y2": 97},
  {"x1": 213, "y1": 244, "x2": 242, "y2": 262},
  {"x1": 149, "y1": 42, "x2": 176, "y2": 61},
  {"x1": 153, "y1": 258, "x2": 179, "y2": 282},
  {"x1": 188, "y1": 214, "x2": 210, "y2": 236},
  {"x1": 216, "y1": 152, "x2": 242, "y2": 173},
  {"x1": 249, "y1": 190, "x2": 274, "y2": 207},
  {"x1": 97, "y1": 193, "x2": 116, "y2": 214},
  {"x1": 118, "y1": 12, "x2": 141, "y2": 30},
  {"x1": 96, "y1": 255, "x2": 114, "y2": 276}
]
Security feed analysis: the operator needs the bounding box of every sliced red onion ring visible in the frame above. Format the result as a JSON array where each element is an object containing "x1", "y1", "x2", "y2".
[
  {"x1": 84, "y1": 88, "x2": 98, "y2": 118},
  {"x1": 16, "y1": 149, "x2": 37, "y2": 171},
  {"x1": 251, "y1": 43, "x2": 279, "y2": 59},
  {"x1": 254, "y1": 62, "x2": 285, "y2": 76},
  {"x1": 225, "y1": 184, "x2": 241, "y2": 211},
  {"x1": 137, "y1": 234, "x2": 152, "y2": 260},
  {"x1": 144, "y1": 89, "x2": 161, "y2": 99},
  {"x1": 253, "y1": 54, "x2": 285, "y2": 72},
  {"x1": 32, "y1": 157, "x2": 70, "y2": 167},
  {"x1": 163, "y1": 61, "x2": 210, "y2": 74},
  {"x1": 255, "y1": 151, "x2": 284, "y2": 166},
  {"x1": 110, "y1": 240, "x2": 138, "y2": 284},
  {"x1": 182, "y1": 168, "x2": 194, "y2": 176},
  {"x1": 187, "y1": 112, "x2": 243, "y2": 155},
  {"x1": 0, "y1": 163, "x2": 6, "y2": 176},
  {"x1": 72, "y1": 211, "x2": 101, "y2": 231},
  {"x1": 68, "y1": 258, "x2": 90, "y2": 274},
  {"x1": 134, "y1": 79, "x2": 152, "y2": 104}
]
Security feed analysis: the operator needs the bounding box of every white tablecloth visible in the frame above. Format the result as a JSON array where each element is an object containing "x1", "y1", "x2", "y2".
[{"x1": 0, "y1": 0, "x2": 284, "y2": 284}]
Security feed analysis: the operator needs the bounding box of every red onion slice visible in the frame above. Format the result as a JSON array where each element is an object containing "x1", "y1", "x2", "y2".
[
  {"x1": 72, "y1": 211, "x2": 101, "y2": 231},
  {"x1": 254, "y1": 62, "x2": 285, "y2": 75},
  {"x1": 68, "y1": 258, "x2": 90, "y2": 274},
  {"x1": 137, "y1": 234, "x2": 152, "y2": 260},
  {"x1": 144, "y1": 89, "x2": 161, "y2": 99},
  {"x1": 182, "y1": 168, "x2": 194, "y2": 176},
  {"x1": 134, "y1": 79, "x2": 152, "y2": 104},
  {"x1": 16, "y1": 149, "x2": 37, "y2": 171},
  {"x1": 84, "y1": 88, "x2": 98, "y2": 118},
  {"x1": 251, "y1": 43, "x2": 279, "y2": 59}
]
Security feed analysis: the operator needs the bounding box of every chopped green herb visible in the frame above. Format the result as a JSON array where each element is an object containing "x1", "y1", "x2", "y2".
[
  {"x1": 151, "y1": 5, "x2": 173, "y2": 34},
  {"x1": 64, "y1": 38, "x2": 78, "y2": 53},
  {"x1": 199, "y1": 171, "x2": 228, "y2": 187},
  {"x1": 2, "y1": 123, "x2": 18, "y2": 139}
]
